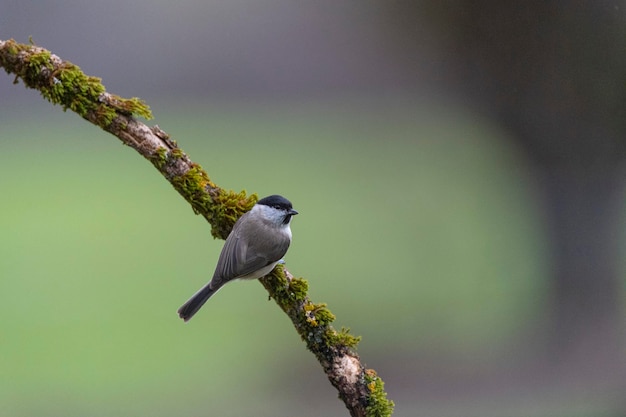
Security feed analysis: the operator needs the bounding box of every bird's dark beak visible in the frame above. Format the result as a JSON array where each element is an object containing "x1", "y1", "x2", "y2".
[{"x1": 289, "y1": 209, "x2": 299, "y2": 216}]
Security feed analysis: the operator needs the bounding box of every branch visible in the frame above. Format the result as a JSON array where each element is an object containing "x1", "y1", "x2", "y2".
[{"x1": 0, "y1": 39, "x2": 394, "y2": 417}]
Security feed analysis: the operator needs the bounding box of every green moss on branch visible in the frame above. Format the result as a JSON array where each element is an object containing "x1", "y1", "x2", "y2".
[
  {"x1": 365, "y1": 370, "x2": 395, "y2": 417},
  {"x1": 261, "y1": 266, "x2": 362, "y2": 349},
  {"x1": 0, "y1": 38, "x2": 394, "y2": 416},
  {"x1": 0, "y1": 39, "x2": 151, "y2": 128}
]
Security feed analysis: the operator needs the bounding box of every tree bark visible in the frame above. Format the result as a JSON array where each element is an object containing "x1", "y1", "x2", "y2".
[{"x1": 0, "y1": 38, "x2": 393, "y2": 417}]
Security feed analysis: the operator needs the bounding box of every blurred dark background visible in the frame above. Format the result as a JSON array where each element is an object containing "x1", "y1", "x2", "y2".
[{"x1": 1, "y1": 1, "x2": 625, "y2": 416}]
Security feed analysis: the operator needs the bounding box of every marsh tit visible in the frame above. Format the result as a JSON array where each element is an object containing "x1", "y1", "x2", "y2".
[{"x1": 177, "y1": 195, "x2": 298, "y2": 322}]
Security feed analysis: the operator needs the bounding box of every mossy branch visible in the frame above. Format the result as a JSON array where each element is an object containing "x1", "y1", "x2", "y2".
[{"x1": 0, "y1": 38, "x2": 394, "y2": 417}]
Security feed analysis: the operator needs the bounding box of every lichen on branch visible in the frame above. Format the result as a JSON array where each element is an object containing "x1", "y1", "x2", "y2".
[
  {"x1": 0, "y1": 38, "x2": 151, "y2": 126},
  {"x1": 0, "y1": 38, "x2": 394, "y2": 417},
  {"x1": 0, "y1": 38, "x2": 256, "y2": 239},
  {"x1": 260, "y1": 267, "x2": 393, "y2": 417}
]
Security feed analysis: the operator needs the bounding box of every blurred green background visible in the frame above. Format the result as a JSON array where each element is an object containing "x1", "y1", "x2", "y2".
[
  {"x1": 1, "y1": 2, "x2": 625, "y2": 417},
  {"x1": 0, "y1": 97, "x2": 598, "y2": 417}
]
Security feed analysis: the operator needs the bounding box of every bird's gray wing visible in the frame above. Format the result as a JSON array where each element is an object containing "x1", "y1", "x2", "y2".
[
  {"x1": 216, "y1": 233, "x2": 271, "y2": 280},
  {"x1": 210, "y1": 216, "x2": 285, "y2": 288}
]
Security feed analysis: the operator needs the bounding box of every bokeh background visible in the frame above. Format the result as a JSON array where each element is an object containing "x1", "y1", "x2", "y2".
[{"x1": 1, "y1": 2, "x2": 625, "y2": 416}]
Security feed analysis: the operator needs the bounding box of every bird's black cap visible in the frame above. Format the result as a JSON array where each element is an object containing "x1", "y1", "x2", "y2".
[{"x1": 257, "y1": 195, "x2": 297, "y2": 214}]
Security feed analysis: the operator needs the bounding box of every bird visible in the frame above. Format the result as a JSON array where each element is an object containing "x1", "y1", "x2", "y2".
[{"x1": 178, "y1": 194, "x2": 298, "y2": 322}]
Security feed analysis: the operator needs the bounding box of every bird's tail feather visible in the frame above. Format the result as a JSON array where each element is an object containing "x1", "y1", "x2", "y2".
[{"x1": 177, "y1": 285, "x2": 215, "y2": 322}]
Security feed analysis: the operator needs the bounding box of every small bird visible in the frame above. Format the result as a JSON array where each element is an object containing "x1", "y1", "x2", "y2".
[{"x1": 178, "y1": 195, "x2": 298, "y2": 322}]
